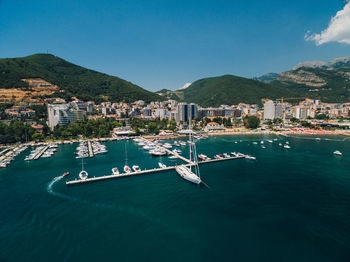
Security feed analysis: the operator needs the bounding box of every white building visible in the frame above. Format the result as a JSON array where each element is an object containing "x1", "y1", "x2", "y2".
[
  {"x1": 264, "y1": 100, "x2": 283, "y2": 120},
  {"x1": 47, "y1": 104, "x2": 74, "y2": 130}
]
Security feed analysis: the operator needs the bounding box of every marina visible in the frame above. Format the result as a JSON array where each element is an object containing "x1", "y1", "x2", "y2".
[{"x1": 66, "y1": 154, "x2": 246, "y2": 185}]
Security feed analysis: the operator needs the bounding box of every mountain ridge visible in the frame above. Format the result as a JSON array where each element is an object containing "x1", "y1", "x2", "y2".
[{"x1": 0, "y1": 53, "x2": 163, "y2": 103}]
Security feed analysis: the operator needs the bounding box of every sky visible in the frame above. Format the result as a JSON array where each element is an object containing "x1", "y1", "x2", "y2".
[{"x1": 1, "y1": 0, "x2": 350, "y2": 91}]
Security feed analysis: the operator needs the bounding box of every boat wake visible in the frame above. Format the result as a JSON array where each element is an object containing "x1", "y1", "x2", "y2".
[{"x1": 47, "y1": 176, "x2": 75, "y2": 200}]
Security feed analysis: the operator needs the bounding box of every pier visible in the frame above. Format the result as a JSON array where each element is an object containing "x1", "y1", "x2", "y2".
[
  {"x1": 161, "y1": 147, "x2": 193, "y2": 164},
  {"x1": 88, "y1": 140, "x2": 94, "y2": 157},
  {"x1": 33, "y1": 145, "x2": 49, "y2": 160},
  {"x1": 66, "y1": 155, "x2": 246, "y2": 185}
]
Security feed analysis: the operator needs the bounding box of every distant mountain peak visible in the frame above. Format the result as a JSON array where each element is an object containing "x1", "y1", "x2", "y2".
[
  {"x1": 253, "y1": 73, "x2": 279, "y2": 83},
  {"x1": 293, "y1": 56, "x2": 350, "y2": 70}
]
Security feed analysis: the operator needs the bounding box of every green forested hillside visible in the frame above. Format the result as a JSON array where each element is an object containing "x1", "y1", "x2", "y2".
[
  {"x1": 0, "y1": 54, "x2": 163, "y2": 103},
  {"x1": 181, "y1": 75, "x2": 298, "y2": 107}
]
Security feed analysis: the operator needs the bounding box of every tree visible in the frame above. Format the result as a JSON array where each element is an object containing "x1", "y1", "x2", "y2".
[
  {"x1": 243, "y1": 116, "x2": 260, "y2": 129},
  {"x1": 32, "y1": 132, "x2": 44, "y2": 141}
]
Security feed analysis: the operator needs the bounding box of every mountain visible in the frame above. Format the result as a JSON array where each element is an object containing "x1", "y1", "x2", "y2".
[
  {"x1": 293, "y1": 56, "x2": 350, "y2": 71},
  {"x1": 253, "y1": 73, "x2": 279, "y2": 83},
  {"x1": 178, "y1": 75, "x2": 298, "y2": 107},
  {"x1": 271, "y1": 56, "x2": 350, "y2": 103},
  {"x1": 0, "y1": 54, "x2": 163, "y2": 103}
]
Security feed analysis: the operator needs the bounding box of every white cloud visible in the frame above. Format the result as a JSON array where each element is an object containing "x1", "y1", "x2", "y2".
[
  {"x1": 178, "y1": 83, "x2": 191, "y2": 90},
  {"x1": 305, "y1": 2, "x2": 350, "y2": 45}
]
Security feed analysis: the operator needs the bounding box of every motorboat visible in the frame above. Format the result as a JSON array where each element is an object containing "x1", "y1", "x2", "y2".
[
  {"x1": 149, "y1": 149, "x2": 167, "y2": 156},
  {"x1": 124, "y1": 165, "x2": 131, "y2": 173},
  {"x1": 158, "y1": 162, "x2": 167, "y2": 168},
  {"x1": 284, "y1": 144, "x2": 291, "y2": 149},
  {"x1": 163, "y1": 143, "x2": 172, "y2": 149},
  {"x1": 132, "y1": 165, "x2": 141, "y2": 172},
  {"x1": 334, "y1": 150, "x2": 342, "y2": 156},
  {"x1": 112, "y1": 167, "x2": 120, "y2": 175},
  {"x1": 245, "y1": 155, "x2": 256, "y2": 160},
  {"x1": 223, "y1": 153, "x2": 230, "y2": 158},
  {"x1": 61, "y1": 172, "x2": 70, "y2": 177}
]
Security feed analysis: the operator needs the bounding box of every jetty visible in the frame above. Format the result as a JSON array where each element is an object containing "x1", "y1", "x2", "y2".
[
  {"x1": 161, "y1": 147, "x2": 192, "y2": 164},
  {"x1": 88, "y1": 140, "x2": 94, "y2": 157},
  {"x1": 33, "y1": 145, "x2": 50, "y2": 160},
  {"x1": 66, "y1": 155, "x2": 246, "y2": 185}
]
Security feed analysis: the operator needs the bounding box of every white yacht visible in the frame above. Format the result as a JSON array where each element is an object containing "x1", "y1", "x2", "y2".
[
  {"x1": 175, "y1": 121, "x2": 202, "y2": 185},
  {"x1": 149, "y1": 148, "x2": 167, "y2": 156},
  {"x1": 334, "y1": 150, "x2": 342, "y2": 156},
  {"x1": 112, "y1": 167, "x2": 119, "y2": 175},
  {"x1": 176, "y1": 165, "x2": 201, "y2": 185},
  {"x1": 158, "y1": 162, "x2": 167, "y2": 168},
  {"x1": 132, "y1": 165, "x2": 141, "y2": 172},
  {"x1": 79, "y1": 160, "x2": 88, "y2": 180},
  {"x1": 163, "y1": 143, "x2": 172, "y2": 149}
]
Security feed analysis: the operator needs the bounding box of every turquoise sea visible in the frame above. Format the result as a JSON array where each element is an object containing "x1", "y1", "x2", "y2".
[{"x1": 1, "y1": 135, "x2": 350, "y2": 262}]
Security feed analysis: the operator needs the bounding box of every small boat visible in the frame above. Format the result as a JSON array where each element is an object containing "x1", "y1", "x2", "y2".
[
  {"x1": 261, "y1": 145, "x2": 266, "y2": 149},
  {"x1": 333, "y1": 150, "x2": 342, "y2": 156},
  {"x1": 260, "y1": 141, "x2": 264, "y2": 144},
  {"x1": 214, "y1": 154, "x2": 223, "y2": 159},
  {"x1": 284, "y1": 145, "x2": 291, "y2": 149},
  {"x1": 149, "y1": 149, "x2": 167, "y2": 156},
  {"x1": 223, "y1": 153, "x2": 230, "y2": 158},
  {"x1": 158, "y1": 162, "x2": 167, "y2": 168},
  {"x1": 279, "y1": 143, "x2": 282, "y2": 146},
  {"x1": 234, "y1": 141, "x2": 238, "y2": 144},
  {"x1": 112, "y1": 167, "x2": 119, "y2": 175},
  {"x1": 163, "y1": 143, "x2": 172, "y2": 149},
  {"x1": 267, "y1": 140, "x2": 273, "y2": 143},
  {"x1": 198, "y1": 154, "x2": 208, "y2": 161},
  {"x1": 169, "y1": 155, "x2": 178, "y2": 159},
  {"x1": 316, "y1": 138, "x2": 321, "y2": 141},
  {"x1": 124, "y1": 165, "x2": 131, "y2": 173},
  {"x1": 245, "y1": 155, "x2": 256, "y2": 160},
  {"x1": 132, "y1": 165, "x2": 141, "y2": 172},
  {"x1": 61, "y1": 172, "x2": 70, "y2": 177},
  {"x1": 253, "y1": 142, "x2": 258, "y2": 145}
]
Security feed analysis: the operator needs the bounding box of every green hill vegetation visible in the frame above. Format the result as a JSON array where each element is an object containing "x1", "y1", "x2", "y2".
[
  {"x1": 0, "y1": 54, "x2": 163, "y2": 103},
  {"x1": 180, "y1": 75, "x2": 298, "y2": 107},
  {"x1": 272, "y1": 67, "x2": 350, "y2": 103}
]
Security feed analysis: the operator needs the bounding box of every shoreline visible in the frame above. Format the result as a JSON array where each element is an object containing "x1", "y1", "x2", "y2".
[{"x1": 1, "y1": 129, "x2": 350, "y2": 148}]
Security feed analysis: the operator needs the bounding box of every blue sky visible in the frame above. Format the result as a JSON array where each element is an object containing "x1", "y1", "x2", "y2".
[{"x1": 1, "y1": 0, "x2": 350, "y2": 91}]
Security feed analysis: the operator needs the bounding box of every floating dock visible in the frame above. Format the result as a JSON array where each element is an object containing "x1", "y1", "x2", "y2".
[
  {"x1": 33, "y1": 145, "x2": 50, "y2": 160},
  {"x1": 66, "y1": 155, "x2": 245, "y2": 185},
  {"x1": 88, "y1": 140, "x2": 94, "y2": 157}
]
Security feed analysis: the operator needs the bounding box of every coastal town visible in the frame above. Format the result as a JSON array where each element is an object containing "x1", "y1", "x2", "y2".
[{"x1": 1, "y1": 78, "x2": 350, "y2": 146}]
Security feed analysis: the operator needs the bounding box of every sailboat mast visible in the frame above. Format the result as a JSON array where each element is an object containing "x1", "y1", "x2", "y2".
[
  {"x1": 125, "y1": 142, "x2": 128, "y2": 165},
  {"x1": 189, "y1": 118, "x2": 192, "y2": 169}
]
